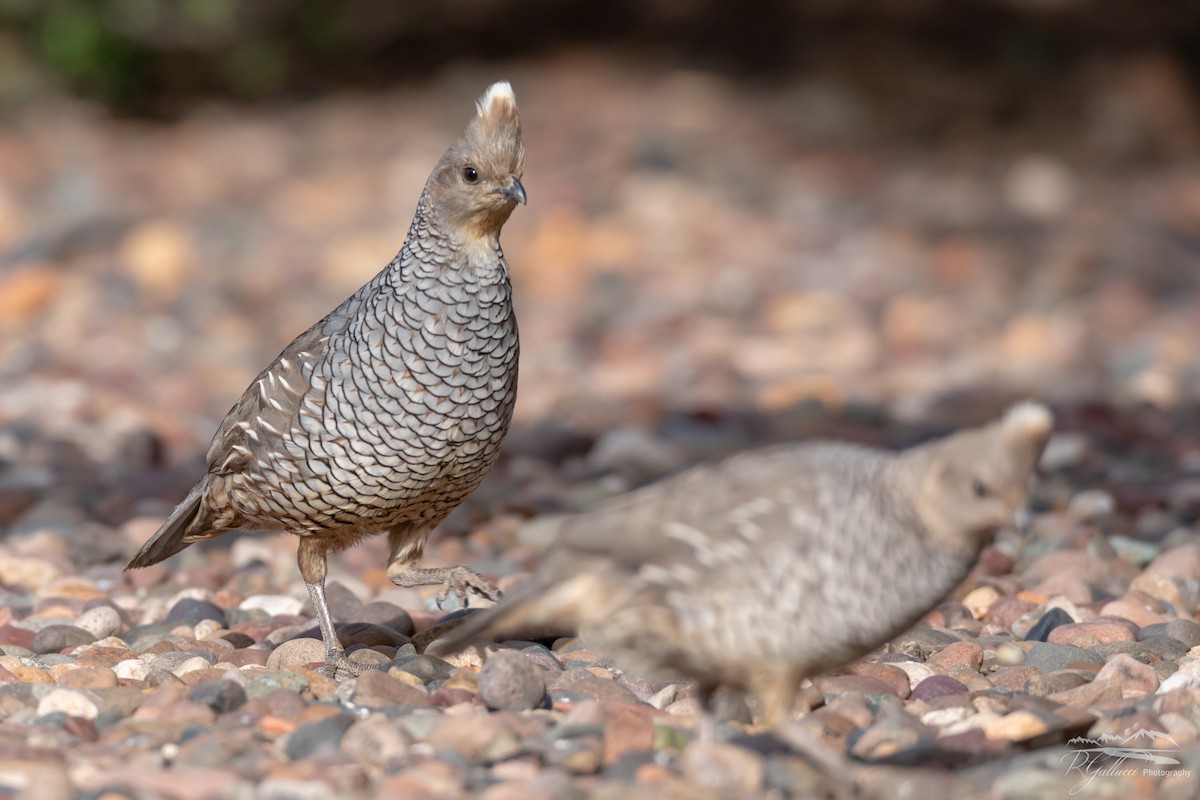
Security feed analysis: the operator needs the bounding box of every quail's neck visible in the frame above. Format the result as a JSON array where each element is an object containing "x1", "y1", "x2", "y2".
[{"x1": 382, "y1": 199, "x2": 508, "y2": 300}]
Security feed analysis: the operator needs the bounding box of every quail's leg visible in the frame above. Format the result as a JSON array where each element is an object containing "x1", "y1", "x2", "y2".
[
  {"x1": 762, "y1": 677, "x2": 859, "y2": 798},
  {"x1": 694, "y1": 683, "x2": 721, "y2": 745},
  {"x1": 385, "y1": 528, "x2": 499, "y2": 608},
  {"x1": 388, "y1": 563, "x2": 501, "y2": 608},
  {"x1": 297, "y1": 537, "x2": 361, "y2": 679},
  {"x1": 756, "y1": 673, "x2": 800, "y2": 731}
]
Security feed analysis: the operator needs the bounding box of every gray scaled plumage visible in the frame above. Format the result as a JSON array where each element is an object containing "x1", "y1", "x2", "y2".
[
  {"x1": 433, "y1": 402, "x2": 1054, "y2": 728},
  {"x1": 128, "y1": 81, "x2": 527, "y2": 678}
]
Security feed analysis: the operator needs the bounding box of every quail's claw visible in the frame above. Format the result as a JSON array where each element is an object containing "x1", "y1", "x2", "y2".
[{"x1": 324, "y1": 649, "x2": 366, "y2": 680}]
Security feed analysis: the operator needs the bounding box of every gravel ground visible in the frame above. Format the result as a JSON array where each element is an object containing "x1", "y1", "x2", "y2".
[{"x1": 2, "y1": 56, "x2": 1200, "y2": 799}]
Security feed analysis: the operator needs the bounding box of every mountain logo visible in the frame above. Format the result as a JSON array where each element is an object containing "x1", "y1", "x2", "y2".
[{"x1": 1063, "y1": 726, "x2": 1190, "y2": 794}]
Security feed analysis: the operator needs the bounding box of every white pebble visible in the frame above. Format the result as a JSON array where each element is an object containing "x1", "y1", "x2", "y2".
[
  {"x1": 74, "y1": 606, "x2": 122, "y2": 640},
  {"x1": 941, "y1": 711, "x2": 1001, "y2": 738},
  {"x1": 1067, "y1": 489, "x2": 1115, "y2": 522},
  {"x1": 114, "y1": 659, "x2": 151, "y2": 681},
  {"x1": 436, "y1": 642, "x2": 487, "y2": 670},
  {"x1": 91, "y1": 636, "x2": 127, "y2": 649},
  {"x1": 169, "y1": 587, "x2": 214, "y2": 606},
  {"x1": 193, "y1": 619, "x2": 223, "y2": 639},
  {"x1": 173, "y1": 656, "x2": 213, "y2": 677},
  {"x1": 36, "y1": 688, "x2": 98, "y2": 720},
  {"x1": 1174, "y1": 657, "x2": 1200, "y2": 680},
  {"x1": 889, "y1": 660, "x2": 936, "y2": 688},
  {"x1": 995, "y1": 643, "x2": 1026, "y2": 666},
  {"x1": 922, "y1": 707, "x2": 970, "y2": 727},
  {"x1": 240, "y1": 594, "x2": 304, "y2": 617},
  {"x1": 1157, "y1": 671, "x2": 1200, "y2": 694}
]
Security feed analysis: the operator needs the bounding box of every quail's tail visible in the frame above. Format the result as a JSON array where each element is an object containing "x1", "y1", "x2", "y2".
[{"x1": 125, "y1": 484, "x2": 205, "y2": 569}]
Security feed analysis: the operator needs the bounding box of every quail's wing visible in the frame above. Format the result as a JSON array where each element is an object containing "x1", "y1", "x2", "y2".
[
  {"x1": 201, "y1": 287, "x2": 369, "y2": 479},
  {"x1": 559, "y1": 444, "x2": 878, "y2": 570}
]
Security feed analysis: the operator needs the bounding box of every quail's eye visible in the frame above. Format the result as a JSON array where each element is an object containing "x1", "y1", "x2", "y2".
[
  {"x1": 971, "y1": 479, "x2": 990, "y2": 499},
  {"x1": 462, "y1": 166, "x2": 479, "y2": 183}
]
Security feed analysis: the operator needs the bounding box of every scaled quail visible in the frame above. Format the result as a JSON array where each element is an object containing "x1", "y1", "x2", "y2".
[
  {"x1": 434, "y1": 403, "x2": 1053, "y2": 727},
  {"x1": 128, "y1": 82, "x2": 527, "y2": 678}
]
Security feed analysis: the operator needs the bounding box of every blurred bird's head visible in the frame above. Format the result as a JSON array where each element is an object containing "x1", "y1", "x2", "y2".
[
  {"x1": 429, "y1": 81, "x2": 526, "y2": 240},
  {"x1": 903, "y1": 401, "x2": 1053, "y2": 555}
]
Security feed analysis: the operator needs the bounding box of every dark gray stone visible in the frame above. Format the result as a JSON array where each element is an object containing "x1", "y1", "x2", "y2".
[
  {"x1": 359, "y1": 601, "x2": 415, "y2": 637},
  {"x1": 166, "y1": 598, "x2": 226, "y2": 627},
  {"x1": 30, "y1": 625, "x2": 95, "y2": 654},
  {"x1": 323, "y1": 581, "x2": 364, "y2": 623},
  {"x1": 1025, "y1": 642, "x2": 1106, "y2": 672},
  {"x1": 389, "y1": 654, "x2": 453, "y2": 684},
  {"x1": 284, "y1": 712, "x2": 358, "y2": 760},
  {"x1": 188, "y1": 679, "x2": 247, "y2": 714},
  {"x1": 1139, "y1": 619, "x2": 1200, "y2": 649},
  {"x1": 1023, "y1": 608, "x2": 1074, "y2": 642}
]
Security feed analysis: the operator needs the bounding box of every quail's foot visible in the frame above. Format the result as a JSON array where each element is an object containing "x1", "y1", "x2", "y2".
[
  {"x1": 388, "y1": 563, "x2": 501, "y2": 609},
  {"x1": 323, "y1": 648, "x2": 367, "y2": 680}
]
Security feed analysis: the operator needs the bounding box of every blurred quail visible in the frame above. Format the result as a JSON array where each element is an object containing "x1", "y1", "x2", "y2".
[
  {"x1": 128, "y1": 82, "x2": 527, "y2": 678},
  {"x1": 434, "y1": 403, "x2": 1053, "y2": 727}
]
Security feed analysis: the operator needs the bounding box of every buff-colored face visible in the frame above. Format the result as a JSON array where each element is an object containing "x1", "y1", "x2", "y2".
[
  {"x1": 916, "y1": 402, "x2": 1053, "y2": 552},
  {"x1": 430, "y1": 82, "x2": 526, "y2": 239}
]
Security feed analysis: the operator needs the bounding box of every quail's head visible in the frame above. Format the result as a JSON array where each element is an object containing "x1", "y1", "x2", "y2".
[
  {"x1": 908, "y1": 401, "x2": 1053, "y2": 555},
  {"x1": 430, "y1": 81, "x2": 526, "y2": 238}
]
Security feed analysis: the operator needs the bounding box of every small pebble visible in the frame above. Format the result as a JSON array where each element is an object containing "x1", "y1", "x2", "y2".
[
  {"x1": 73, "y1": 606, "x2": 122, "y2": 640},
  {"x1": 1025, "y1": 642, "x2": 1105, "y2": 672},
  {"x1": 1047, "y1": 620, "x2": 1138, "y2": 648},
  {"x1": 1023, "y1": 608, "x2": 1075, "y2": 642},
  {"x1": 681, "y1": 743, "x2": 764, "y2": 796},
  {"x1": 30, "y1": 625, "x2": 95, "y2": 655},
  {"x1": 266, "y1": 638, "x2": 325, "y2": 670},
  {"x1": 285, "y1": 712, "x2": 358, "y2": 760},
  {"x1": 351, "y1": 670, "x2": 431, "y2": 709},
  {"x1": 241, "y1": 595, "x2": 305, "y2": 617},
  {"x1": 478, "y1": 649, "x2": 547, "y2": 711},
  {"x1": 188, "y1": 679, "x2": 248, "y2": 713},
  {"x1": 35, "y1": 689, "x2": 99, "y2": 720},
  {"x1": 1094, "y1": 653, "x2": 1160, "y2": 697}
]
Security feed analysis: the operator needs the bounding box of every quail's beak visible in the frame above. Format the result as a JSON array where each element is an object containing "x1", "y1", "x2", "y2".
[{"x1": 496, "y1": 176, "x2": 527, "y2": 205}]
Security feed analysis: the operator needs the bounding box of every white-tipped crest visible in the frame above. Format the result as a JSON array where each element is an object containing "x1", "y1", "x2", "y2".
[
  {"x1": 476, "y1": 81, "x2": 516, "y2": 116},
  {"x1": 1002, "y1": 401, "x2": 1053, "y2": 440}
]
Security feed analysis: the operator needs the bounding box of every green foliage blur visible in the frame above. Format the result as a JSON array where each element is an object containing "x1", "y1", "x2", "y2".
[
  {"x1": 2, "y1": 0, "x2": 1199, "y2": 116},
  {"x1": 0, "y1": 0, "x2": 381, "y2": 111}
]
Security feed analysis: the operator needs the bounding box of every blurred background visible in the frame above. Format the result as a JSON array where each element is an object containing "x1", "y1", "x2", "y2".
[{"x1": 1, "y1": 0, "x2": 1199, "y2": 540}]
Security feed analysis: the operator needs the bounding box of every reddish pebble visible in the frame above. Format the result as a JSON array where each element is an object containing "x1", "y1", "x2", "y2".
[
  {"x1": 226, "y1": 649, "x2": 270, "y2": 668},
  {"x1": 983, "y1": 597, "x2": 1040, "y2": 629},
  {"x1": 909, "y1": 675, "x2": 969, "y2": 702},
  {"x1": 1094, "y1": 653, "x2": 1160, "y2": 698},
  {"x1": 815, "y1": 674, "x2": 902, "y2": 699},
  {"x1": 849, "y1": 663, "x2": 912, "y2": 698},
  {"x1": 927, "y1": 641, "x2": 983, "y2": 672},
  {"x1": 988, "y1": 667, "x2": 1043, "y2": 692},
  {"x1": 1047, "y1": 619, "x2": 1138, "y2": 648},
  {"x1": 0, "y1": 625, "x2": 33, "y2": 649},
  {"x1": 1098, "y1": 600, "x2": 1167, "y2": 628},
  {"x1": 599, "y1": 701, "x2": 656, "y2": 765},
  {"x1": 977, "y1": 546, "x2": 1015, "y2": 576},
  {"x1": 1048, "y1": 679, "x2": 1123, "y2": 706}
]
